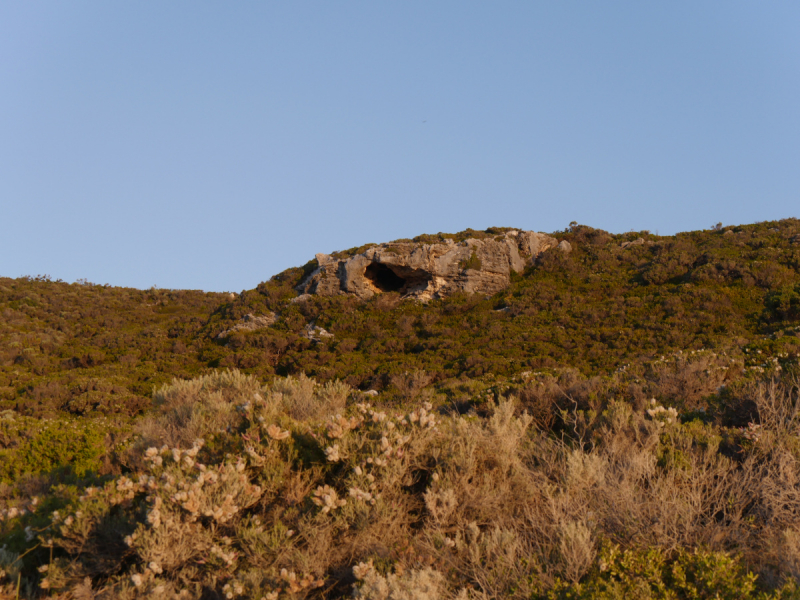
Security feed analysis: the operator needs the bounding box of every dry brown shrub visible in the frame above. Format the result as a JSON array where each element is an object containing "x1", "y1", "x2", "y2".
[
  {"x1": 132, "y1": 513, "x2": 212, "y2": 571},
  {"x1": 557, "y1": 520, "x2": 595, "y2": 583},
  {"x1": 126, "y1": 370, "x2": 255, "y2": 465},
  {"x1": 390, "y1": 371, "x2": 434, "y2": 402},
  {"x1": 778, "y1": 526, "x2": 800, "y2": 581},
  {"x1": 353, "y1": 564, "x2": 445, "y2": 600},
  {"x1": 554, "y1": 401, "x2": 743, "y2": 550},
  {"x1": 752, "y1": 378, "x2": 800, "y2": 438},
  {"x1": 646, "y1": 351, "x2": 737, "y2": 409},
  {"x1": 514, "y1": 380, "x2": 559, "y2": 429},
  {"x1": 735, "y1": 380, "x2": 800, "y2": 582},
  {"x1": 374, "y1": 292, "x2": 402, "y2": 311},
  {"x1": 271, "y1": 374, "x2": 349, "y2": 421},
  {"x1": 128, "y1": 370, "x2": 351, "y2": 467},
  {"x1": 32, "y1": 374, "x2": 800, "y2": 598}
]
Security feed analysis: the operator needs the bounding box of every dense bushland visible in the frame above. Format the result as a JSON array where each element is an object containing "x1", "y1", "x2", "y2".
[
  {"x1": 2, "y1": 370, "x2": 800, "y2": 598},
  {"x1": 210, "y1": 220, "x2": 800, "y2": 389},
  {"x1": 2, "y1": 220, "x2": 800, "y2": 417},
  {"x1": 0, "y1": 279, "x2": 227, "y2": 417},
  {"x1": 2, "y1": 218, "x2": 800, "y2": 597}
]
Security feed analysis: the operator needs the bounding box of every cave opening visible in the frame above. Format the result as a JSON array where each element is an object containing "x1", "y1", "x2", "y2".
[{"x1": 364, "y1": 263, "x2": 407, "y2": 293}]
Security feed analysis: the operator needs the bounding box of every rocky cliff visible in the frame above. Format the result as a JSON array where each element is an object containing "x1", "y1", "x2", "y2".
[{"x1": 296, "y1": 230, "x2": 569, "y2": 301}]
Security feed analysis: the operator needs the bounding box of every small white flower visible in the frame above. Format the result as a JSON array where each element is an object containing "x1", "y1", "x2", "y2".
[
  {"x1": 353, "y1": 560, "x2": 374, "y2": 580},
  {"x1": 324, "y1": 444, "x2": 341, "y2": 462}
]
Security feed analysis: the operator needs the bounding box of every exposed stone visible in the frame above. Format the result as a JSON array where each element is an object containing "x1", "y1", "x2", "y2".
[
  {"x1": 557, "y1": 240, "x2": 572, "y2": 254},
  {"x1": 296, "y1": 230, "x2": 561, "y2": 301},
  {"x1": 217, "y1": 313, "x2": 276, "y2": 339},
  {"x1": 303, "y1": 323, "x2": 334, "y2": 342},
  {"x1": 620, "y1": 238, "x2": 645, "y2": 249}
]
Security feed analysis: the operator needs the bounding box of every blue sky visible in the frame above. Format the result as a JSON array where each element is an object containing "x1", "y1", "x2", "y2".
[{"x1": 2, "y1": 2, "x2": 799, "y2": 291}]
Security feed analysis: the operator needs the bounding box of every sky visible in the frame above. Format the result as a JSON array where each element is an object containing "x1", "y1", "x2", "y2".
[{"x1": 1, "y1": 2, "x2": 799, "y2": 292}]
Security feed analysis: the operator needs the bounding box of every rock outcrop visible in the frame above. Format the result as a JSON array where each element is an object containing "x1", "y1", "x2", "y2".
[
  {"x1": 217, "y1": 313, "x2": 277, "y2": 339},
  {"x1": 620, "y1": 238, "x2": 645, "y2": 249},
  {"x1": 297, "y1": 230, "x2": 564, "y2": 301},
  {"x1": 303, "y1": 323, "x2": 334, "y2": 341}
]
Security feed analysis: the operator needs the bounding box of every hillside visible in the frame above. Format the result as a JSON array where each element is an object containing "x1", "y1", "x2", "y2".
[
  {"x1": 1, "y1": 219, "x2": 800, "y2": 598},
  {"x1": 3, "y1": 220, "x2": 800, "y2": 415}
]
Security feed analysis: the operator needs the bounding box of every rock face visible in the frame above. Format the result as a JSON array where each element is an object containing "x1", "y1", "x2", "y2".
[{"x1": 297, "y1": 230, "x2": 563, "y2": 301}]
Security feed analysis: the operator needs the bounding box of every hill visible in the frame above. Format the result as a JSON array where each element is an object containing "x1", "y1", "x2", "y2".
[
  {"x1": 3, "y1": 220, "x2": 800, "y2": 416},
  {"x1": 1, "y1": 219, "x2": 800, "y2": 598}
]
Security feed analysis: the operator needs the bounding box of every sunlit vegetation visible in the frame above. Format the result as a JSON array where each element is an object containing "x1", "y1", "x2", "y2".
[{"x1": 1, "y1": 218, "x2": 800, "y2": 597}]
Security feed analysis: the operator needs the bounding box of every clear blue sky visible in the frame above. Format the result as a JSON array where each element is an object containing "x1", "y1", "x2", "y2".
[{"x1": 2, "y1": 3, "x2": 799, "y2": 291}]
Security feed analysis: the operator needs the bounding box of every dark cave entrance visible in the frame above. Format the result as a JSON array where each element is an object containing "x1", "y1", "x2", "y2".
[{"x1": 364, "y1": 263, "x2": 407, "y2": 293}]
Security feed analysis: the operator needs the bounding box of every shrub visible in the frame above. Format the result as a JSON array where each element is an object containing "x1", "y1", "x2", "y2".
[
  {"x1": 4, "y1": 219, "x2": 800, "y2": 597},
  {"x1": 459, "y1": 251, "x2": 482, "y2": 272},
  {"x1": 547, "y1": 545, "x2": 782, "y2": 600},
  {"x1": 0, "y1": 416, "x2": 107, "y2": 482},
  {"x1": 766, "y1": 284, "x2": 800, "y2": 321},
  {"x1": 5, "y1": 374, "x2": 800, "y2": 597}
]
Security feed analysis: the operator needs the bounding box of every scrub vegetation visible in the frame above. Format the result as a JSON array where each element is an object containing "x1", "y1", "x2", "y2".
[{"x1": 2, "y1": 218, "x2": 800, "y2": 598}]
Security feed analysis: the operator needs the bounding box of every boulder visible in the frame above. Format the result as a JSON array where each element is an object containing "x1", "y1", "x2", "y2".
[
  {"x1": 297, "y1": 230, "x2": 561, "y2": 301},
  {"x1": 557, "y1": 240, "x2": 572, "y2": 254}
]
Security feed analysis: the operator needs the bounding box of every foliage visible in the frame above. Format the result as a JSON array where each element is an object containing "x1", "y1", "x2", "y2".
[
  {"x1": 0, "y1": 278, "x2": 227, "y2": 416},
  {"x1": 458, "y1": 251, "x2": 482, "y2": 272},
  {"x1": 548, "y1": 545, "x2": 799, "y2": 599},
  {"x1": 3, "y1": 220, "x2": 800, "y2": 414},
  {"x1": 2, "y1": 372, "x2": 800, "y2": 597},
  {"x1": 0, "y1": 414, "x2": 109, "y2": 482},
  {"x1": 2, "y1": 219, "x2": 800, "y2": 597}
]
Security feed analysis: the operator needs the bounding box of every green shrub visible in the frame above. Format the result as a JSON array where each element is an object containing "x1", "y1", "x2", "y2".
[
  {"x1": 0, "y1": 417, "x2": 107, "y2": 482},
  {"x1": 766, "y1": 284, "x2": 800, "y2": 321},
  {"x1": 459, "y1": 250, "x2": 483, "y2": 271},
  {"x1": 548, "y1": 545, "x2": 792, "y2": 600}
]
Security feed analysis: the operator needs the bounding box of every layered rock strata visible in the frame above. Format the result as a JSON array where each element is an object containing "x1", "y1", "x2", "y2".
[{"x1": 297, "y1": 230, "x2": 564, "y2": 301}]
